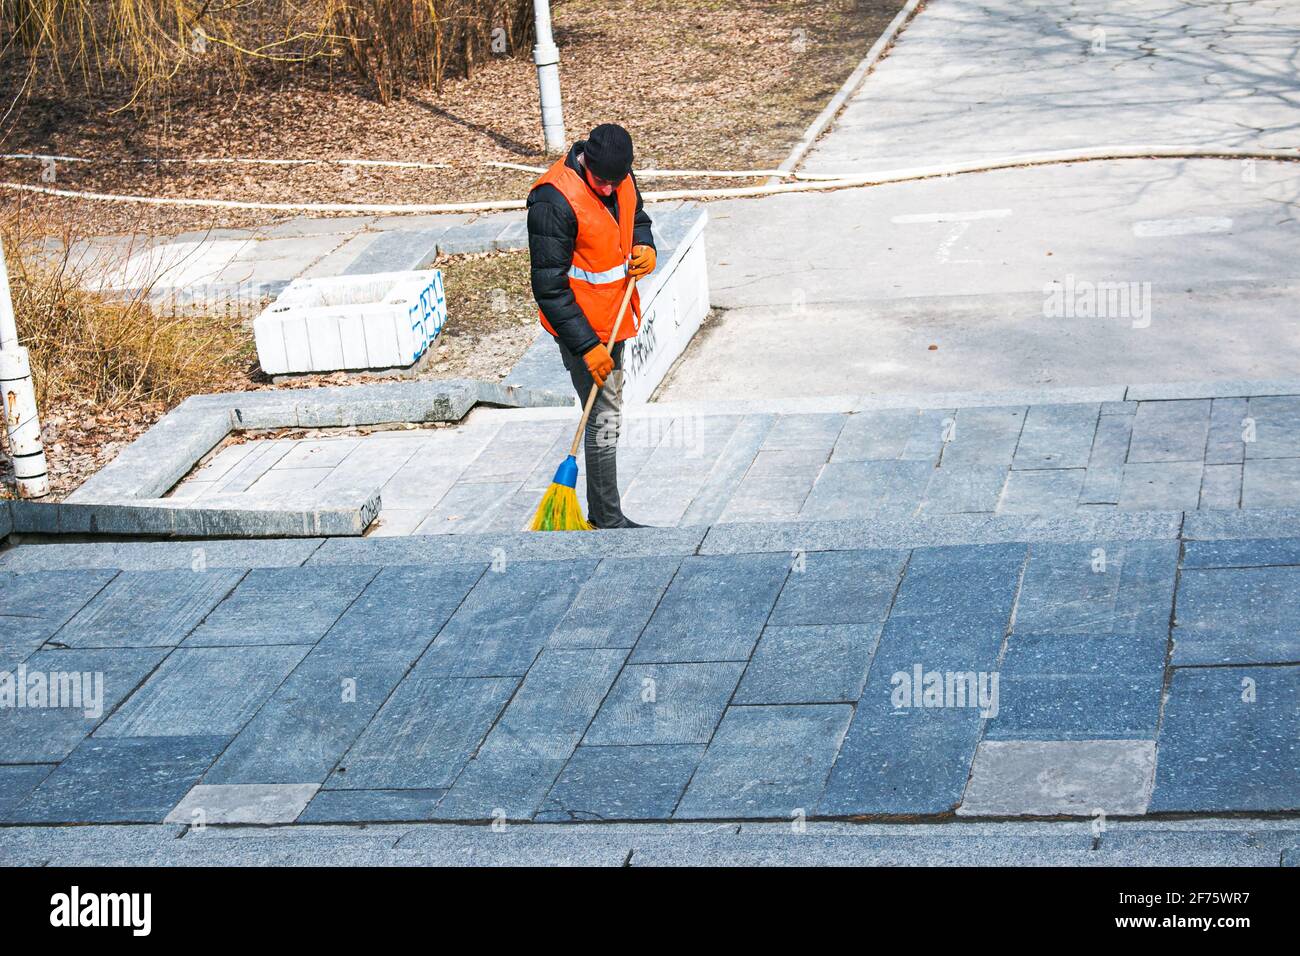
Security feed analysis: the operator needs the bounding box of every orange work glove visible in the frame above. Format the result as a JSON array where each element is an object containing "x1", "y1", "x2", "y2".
[
  {"x1": 628, "y1": 244, "x2": 656, "y2": 278},
  {"x1": 583, "y1": 343, "x2": 614, "y2": 388}
]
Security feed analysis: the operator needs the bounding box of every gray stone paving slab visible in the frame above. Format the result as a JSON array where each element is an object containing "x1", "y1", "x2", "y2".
[
  {"x1": 676, "y1": 704, "x2": 852, "y2": 819},
  {"x1": 801, "y1": 460, "x2": 933, "y2": 520},
  {"x1": 958, "y1": 740, "x2": 1156, "y2": 817},
  {"x1": 1013, "y1": 540, "x2": 1178, "y2": 638},
  {"x1": 1206, "y1": 398, "x2": 1249, "y2": 465},
  {"x1": 96, "y1": 645, "x2": 308, "y2": 737},
  {"x1": 329, "y1": 676, "x2": 516, "y2": 790},
  {"x1": 1127, "y1": 400, "x2": 1211, "y2": 463},
  {"x1": 0, "y1": 765, "x2": 52, "y2": 817},
  {"x1": 436, "y1": 648, "x2": 627, "y2": 819},
  {"x1": 1174, "y1": 567, "x2": 1300, "y2": 665},
  {"x1": 165, "y1": 783, "x2": 319, "y2": 825},
  {"x1": 700, "y1": 511, "x2": 1183, "y2": 555},
  {"x1": 548, "y1": 556, "x2": 679, "y2": 648},
  {"x1": 940, "y1": 406, "x2": 1024, "y2": 467},
  {"x1": 0, "y1": 539, "x2": 322, "y2": 572},
  {"x1": 1012, "y1": 404, "x2": 1098, "y2": 470},
  {"x1": 1199, "y1": 463, "x2": 1243, "y2": 510},
  {"x1": 630, "y1": 553, "x2": 790, "y2": 663},
  {"x1": 1181, "y1": 536, "x2": 1300, "y2": 569},
  {"x1": 342, "y1": 227, "x2": 446, "y2": 275},
  {"x1": 312, "y1": 526, "x2": 708, "y2": 564},
  {"x1": 678, "y1": 414, "x2": 775, "y2": 526},
  {"x1": 819, "y1": 544, "x2": 1021, "y2": 816},
  {"x1": 769, "y1": 548, "x2": 906, "y2": 626},
  {"x1": 1182, "y1": 508, "x2": 1300, "y2": 541},
  {"x1": 1245, "y1": 395, "x2": 1300, "y2": 459},
  {"x1": 55, "y1": 569, "x2": 244, "y2": 648},
  {"x1": 919, "y1": 464, "x2": 1006, "y2": 513},
  {"x1": 1150, "y1": 665, "x2": 1299, "y2": 813},
  {"x1": 900, "y1": 409, "x2": 954, "y2": 463},
  {"x1": 183, "y1": 566, "x2": 377, "y2": 646},
  {"x1": 734, "y1": 624, "x2": 879, "y2": 705},
  {"x1": 310, "y1": 563, "x2": 485, "y2": 661},
  {"x1": 536, "y1": 744, "x2": 705, "y2": 822},
  {"x1": 988, "y1": 635, "x2": 1164, "y2": 740},
  {"x1": 4, "y1": 735, "x2": 229, "y2": 823},
  {"x1": 997, "y1": 469, "x2": 1084, "y2": 514},
  {"x1": 761, "y1": 413, "x2": 847, "y2": 452},
  {"x1": 583, "y1": 662, "x2": 745, "y2": 746},
  {"x1": 831, "y1": 408, "x2": 917, "y2": 462},
  {"x1": 1119, "y1": 461, "x2": 1204, "y2": 511},
  {"x1": 0, "y1": 569, "x2": 117, "y2": 644},
  {"x1": 0, "y1": 647, "x2": 168, "y2": 762},
  {"x1": 719, "y1": 473, "x2": 816, "y2": 522},
  {"x1": 414, "y1": 559, "x2": 595, "y2": 677},
  {"x1": 1242, "y1": 458, "x2": 1300, "y2": 509},
  {"x1": 297, "y1": 788, "x2": 446, "y2": 823},
  {"x1": 203, "y1": 656, "x2": 409, "y2": 784}
]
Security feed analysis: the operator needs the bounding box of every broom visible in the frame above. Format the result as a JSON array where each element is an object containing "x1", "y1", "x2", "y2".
[{"x1": 529, "y1": 276, "x2": 638, "y2": 532}]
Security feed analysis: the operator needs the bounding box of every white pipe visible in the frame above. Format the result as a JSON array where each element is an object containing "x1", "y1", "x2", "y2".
[
  {"x1": 532, "y1": 0, "x2": 566, "y2": 155},
  {"x1": 1, "y1": 146, "x2": 1296, "y2": 213},
  {"x1": 0, "y1": 244, "x2": 49, "y2": 498}
]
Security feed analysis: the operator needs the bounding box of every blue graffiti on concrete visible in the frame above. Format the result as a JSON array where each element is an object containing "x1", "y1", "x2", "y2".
[{"x1": 408, "y1": 270, "x2": 448, "y2": 362}]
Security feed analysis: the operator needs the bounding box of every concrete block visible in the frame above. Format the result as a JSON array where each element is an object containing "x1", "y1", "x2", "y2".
[
  {"x1": 801, "y1": 460, "x2": 933, "y2": 519},
  {"x1": 0, "y1": 765, "x2": 52, "y2": 817},
  {"x1": 831, "y1": 408, "x2": 918, "y2": 462},
  {"x1": 1245, "y1": 395, "x2": 1300, "y2": 459},
  {"x1": 0, "y1": 568, "x2": 118, "y2": 642},
  {"x1": 549, "y1": 556, "x2": 680, "y2": 648},
  {"x1": 957, "y1": 740, "x2": 1156, "y2": 816},
  {"x1": 940, "y1": 405, "x2": 1024, "y2": 467},
  {"x1": 1118, "y1": 461, "x2": 1204, "y2": 511},
  {"x1": 342, "y1": 228, "x2": 447, "y2": 275},
  {"x1": 0, "y1": 539, "x2": 322, "y2": 572},
  {"x1": 920, "y1": 464, "x2": 1006, "y2": 513},
  {"x1": 1242, "y1": 458, "x2": 1300, "y2": 509},
  {"x1": 165, "y1": 784, "x2": 319, "y2": 825},
  {"x1": 769, "y1": 548, "x2": 906, "y2": 626},
  {"x1": 1199, "y1": 462, "x2": 1242, "y2": 510},
  {"x1": 1206, "y1": 397, "x2": 1249, "y2": 464}
]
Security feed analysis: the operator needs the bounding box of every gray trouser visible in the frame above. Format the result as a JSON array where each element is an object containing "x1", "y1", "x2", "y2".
[{"x1": 557, "y1": 339, "x2": 628, "y2": 528}]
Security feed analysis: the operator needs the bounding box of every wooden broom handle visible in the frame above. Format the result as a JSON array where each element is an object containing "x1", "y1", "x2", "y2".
[{"x1": 568, "y1": 276, "x2": 637, "y2": 457}]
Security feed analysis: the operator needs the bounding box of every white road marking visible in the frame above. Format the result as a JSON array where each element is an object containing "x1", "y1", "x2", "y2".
[
  {"x1": 1132, "y1": 217, "x2": 1233, "y2": 237},
  {"x1": 891, "y1": 209, "x2": 1013, "y2": 224}
]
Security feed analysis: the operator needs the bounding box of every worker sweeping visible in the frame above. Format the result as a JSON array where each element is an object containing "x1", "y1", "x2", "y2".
[{"x1": 527, "y1": 123, "x2": 657, "y2": 530}]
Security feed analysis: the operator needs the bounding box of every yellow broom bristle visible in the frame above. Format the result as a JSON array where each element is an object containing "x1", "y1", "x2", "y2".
[{"x1": 529, "y1": 482, "x2": 595, "y2": 532}]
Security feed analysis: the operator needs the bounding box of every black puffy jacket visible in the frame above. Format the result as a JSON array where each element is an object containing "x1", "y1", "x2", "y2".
[{"x1": 527, "y1": 141, "x2": 655, "y2": 356}]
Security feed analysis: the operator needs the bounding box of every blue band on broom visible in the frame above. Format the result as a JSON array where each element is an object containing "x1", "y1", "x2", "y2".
[{"x1": 529, "y1": 276, "x2": 637, "y2": 532}]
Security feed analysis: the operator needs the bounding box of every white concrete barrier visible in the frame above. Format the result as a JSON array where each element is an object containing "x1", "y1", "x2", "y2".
[
  {"x1": 253, "y1": 270, "x2": 446, "y2": 375},
  {"x1": 622, "y1": 207, "x2": 710, "y2": 405}
]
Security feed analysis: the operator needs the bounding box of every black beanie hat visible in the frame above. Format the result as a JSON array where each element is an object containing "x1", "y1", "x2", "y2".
[{"x1": 582, "y1": 123, "x2": 634, "y2": 182}]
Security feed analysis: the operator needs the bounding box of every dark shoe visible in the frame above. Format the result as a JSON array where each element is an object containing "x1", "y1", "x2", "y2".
[{"x1": 592, "y1": 516, "x2": 652, "y2": 530}]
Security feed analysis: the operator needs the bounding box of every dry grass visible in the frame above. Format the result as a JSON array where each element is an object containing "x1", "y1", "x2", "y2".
[{"x1": 0, "y1": 0, "x2": 906, "y2": 235}]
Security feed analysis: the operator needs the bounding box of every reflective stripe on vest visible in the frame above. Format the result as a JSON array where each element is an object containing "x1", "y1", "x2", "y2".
[{"x1": 569, "y1": 262, "x2": 628, "y2": 285}]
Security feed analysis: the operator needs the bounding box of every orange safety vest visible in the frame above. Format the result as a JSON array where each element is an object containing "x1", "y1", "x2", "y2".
[{"x1": 532, "y1": 158, "x2": 641, "y2": 344}]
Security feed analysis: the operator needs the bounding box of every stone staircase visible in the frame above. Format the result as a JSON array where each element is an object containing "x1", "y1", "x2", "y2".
[
  {"x1": 167, "y1": 387, "x2": 1300, "y2": 537},
  {"x1": 1, "y1": 506, "x2": 1296, "y2": 835}
]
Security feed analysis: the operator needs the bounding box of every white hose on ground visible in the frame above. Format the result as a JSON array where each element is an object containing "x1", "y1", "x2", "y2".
[{"x1": 0, "y1": 146, "x2": 1295, "y2": 214}]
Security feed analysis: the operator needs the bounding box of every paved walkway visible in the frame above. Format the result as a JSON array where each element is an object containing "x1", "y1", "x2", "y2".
[
  {"x1": 0, "y1": 515, "x2": 1296, "y2": 838},
  {"x1": 171, "y1": 388, "x2": 1300, "y2": 535},
  {"x1": 666, "y1": 0, "x2": 1300, "y2": 400}
]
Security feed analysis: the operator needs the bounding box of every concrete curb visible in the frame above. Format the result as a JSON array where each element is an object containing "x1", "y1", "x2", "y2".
[
  {"x1": 768, "y1": 0, "x2": 926, "y2": 183},
  {"x1": 8, "y1": 492, "x2": 379, "y2": 539}
]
